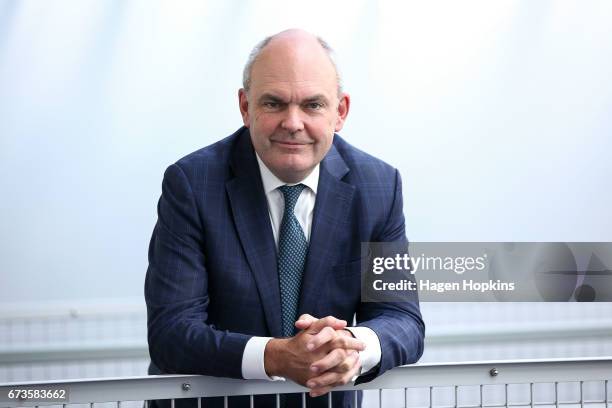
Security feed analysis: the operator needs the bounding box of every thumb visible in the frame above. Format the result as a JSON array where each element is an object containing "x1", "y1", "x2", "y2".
[
  {"x1": 307, "y1": 316, "x2": 348, "y2": 333},
  {"x1": 295, "y1": 314, "x2": 317, "y2": 330}
]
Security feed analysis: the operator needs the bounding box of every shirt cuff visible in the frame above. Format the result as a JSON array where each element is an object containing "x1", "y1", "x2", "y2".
[
  {"x1": 241, "y1": 336, "x2": 286, "y2": 381},
  {"x1": 345, "y1": 326, "x2": 382, "y2": 375}
]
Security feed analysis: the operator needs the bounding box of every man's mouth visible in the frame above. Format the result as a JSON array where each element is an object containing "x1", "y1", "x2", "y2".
[{"x1": 271, "y1": 140, "x2": 311, "y2": 147}]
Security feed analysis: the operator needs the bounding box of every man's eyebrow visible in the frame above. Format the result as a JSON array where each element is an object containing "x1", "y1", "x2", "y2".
[
  {"x1": 258, "y1": 93, "x2": 286, "y2": 103},
  {"x1": 302, "y1": 94, "x2": 329, "y2": 103},
  {"x1": 257, "y1": 93, "x2": 330, "y2": 104}
]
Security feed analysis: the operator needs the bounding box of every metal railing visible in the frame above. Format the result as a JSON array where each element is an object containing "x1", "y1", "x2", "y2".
[{"x1": 1, "y1": 357, "x2": 611, "y2": 408}]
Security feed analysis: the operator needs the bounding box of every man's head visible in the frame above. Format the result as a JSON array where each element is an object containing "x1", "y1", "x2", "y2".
[{"x1": 239, "y1": 29, "x2": 350, "y2": 183}]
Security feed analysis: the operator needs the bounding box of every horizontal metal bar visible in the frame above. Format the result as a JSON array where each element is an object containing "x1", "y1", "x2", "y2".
[
  {"x1": 427, "y1": 320, "x2": 612, "y2": 344},
  {"x1": 368, "y1": 357, "x2": 612, "y2": 390},
  {"x1": 0, "y1": 357, "x2": 610, "y2": 406},
  {"x1": 0, "y1": 341, "x2": 149, "y2": 364},
  {"x1": 0, "y1": 300, "x2": 145, "y2": 320}
]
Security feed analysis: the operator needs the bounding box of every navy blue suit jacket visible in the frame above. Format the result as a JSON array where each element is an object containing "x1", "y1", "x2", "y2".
[{"x1": 145, "y1": 127, "x2": 424, "y2": 407}]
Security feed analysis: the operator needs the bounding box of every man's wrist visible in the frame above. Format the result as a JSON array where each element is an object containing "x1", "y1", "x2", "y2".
[{"x1": 264, "y1": 338, "x2": 287, "y2": 378}]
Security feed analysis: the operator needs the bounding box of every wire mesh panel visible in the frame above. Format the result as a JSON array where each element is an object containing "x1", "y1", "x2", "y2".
[
  {"x1": 0, "y1": 358, "x2": 610, "y2": 408},
  {"x1": 381, "y1": 380, "x2": 610, "y2": 408}
]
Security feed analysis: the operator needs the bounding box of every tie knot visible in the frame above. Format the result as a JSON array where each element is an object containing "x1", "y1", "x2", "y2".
[{"x1": 279, "y1": 184, "x2": 305, "y2": 212}]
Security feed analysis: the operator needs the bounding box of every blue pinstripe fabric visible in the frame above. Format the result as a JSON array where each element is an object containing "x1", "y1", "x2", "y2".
[{"x1": 277, "y1": 184, "x2": 308, "y2": 337}]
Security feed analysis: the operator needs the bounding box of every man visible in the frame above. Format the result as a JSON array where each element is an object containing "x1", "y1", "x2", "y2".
[{"x1": 145, "y1": 29, "x2": 424, "y2": 408}]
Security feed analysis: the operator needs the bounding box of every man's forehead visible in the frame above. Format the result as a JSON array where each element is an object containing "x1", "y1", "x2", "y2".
[
  {"x1": 253, "y1": 56, "x2": 335, "y2": 81},
  {"x1": 250, "y1": 77, "x2": 336, "y2": 101},
  {"x1": 249, "y1": 60, "x2": 338, "y2": 97}
]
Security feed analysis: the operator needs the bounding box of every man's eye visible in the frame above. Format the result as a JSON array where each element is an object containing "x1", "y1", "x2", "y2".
[
  {"x1": 263, "y1": 101, "x2": 280, "y2": 109},
  {"x1": 305, "y1": 102, "x2": 324, "y2": 110}
]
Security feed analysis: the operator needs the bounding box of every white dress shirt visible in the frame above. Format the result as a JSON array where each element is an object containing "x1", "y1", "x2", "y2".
[{"x1": 240, "y1": 154, "x2": 382, "y2": 380}]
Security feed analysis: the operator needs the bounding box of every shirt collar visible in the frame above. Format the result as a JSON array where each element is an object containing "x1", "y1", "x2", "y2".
[{"x1": 255, "y1": 153, "x2": 319, "y2": 195}]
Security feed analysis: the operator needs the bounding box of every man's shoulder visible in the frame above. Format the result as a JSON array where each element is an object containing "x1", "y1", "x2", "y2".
[
  {"x1": 174, "y1": 128, "x2": 243, "y2": 172},
  {"x1": 331, "y1": 134, "x2": 399, "y2": 183},
  {"x1": 158, "y1": 127, "x2": 250, "y2": 195}
]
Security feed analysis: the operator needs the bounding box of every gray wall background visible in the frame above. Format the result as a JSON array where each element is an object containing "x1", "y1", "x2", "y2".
[
  {"x1": 1, "y1": 0, "x2": 611, "y2": 303},
  {"x1": 1, "y1": 2, "x2": 612, "y2": 387}
]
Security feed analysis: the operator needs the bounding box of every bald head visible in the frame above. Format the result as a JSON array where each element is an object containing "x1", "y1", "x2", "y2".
[{"x1": 242, "y1": 29, "x2": 342, "y2": 96}]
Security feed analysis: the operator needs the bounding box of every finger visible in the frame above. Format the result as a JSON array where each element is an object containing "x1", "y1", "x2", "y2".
[
  {"x1": 295, "y1": 314, "x2": 317, "y2": 330},
  {"x1": 309, "y1": 385, "x2": 333, "y2": 398},
  {"x1": 330, "y1": 350, "x2": 361, "y2": 375},
  {"x1": 307, "y1": 370, "x2": 343, "y2": 390},
  {"x1": 307, "y1": 316, "x2": 347, "y2": 333},
  {"x1": 328, "y1": 335, "x2": 366, "y2": 352},
  {"x1": 308, "y1": 353, "x2": 360, "y2": 390},
  {"x1": 305, "y1": 326, "x2": 336, "y2": 351},
  {"x1": 335, "y1": 356, "x2": 361, "y2": 385},
  {"x1": 325, "y1": 350, "x2": 360, "y2": 374},
  {"x1": 310, "y1": 349, "x2": 349, "y2": 374},
  {"x1": 344, "y1": 354, "x2": 362, "y2": 381}
]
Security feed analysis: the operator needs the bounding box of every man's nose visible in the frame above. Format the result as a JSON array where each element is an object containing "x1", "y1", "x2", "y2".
[{"x1": 280, "y1": 105, "x2": 305, "y2": 133}]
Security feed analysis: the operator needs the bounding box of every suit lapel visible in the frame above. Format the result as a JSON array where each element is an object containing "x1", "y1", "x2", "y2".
[
  {"x1": 226, "y1": 129, "x2": 283, "y2": 337},
  {"x1": 298, "y1": 142, "x2": 355, "y2": 318}
]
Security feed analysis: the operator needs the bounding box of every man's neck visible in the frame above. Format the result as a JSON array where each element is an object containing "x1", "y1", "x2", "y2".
[{"x1": 255, "y1": 154, "x2": 320, "y2": 194}]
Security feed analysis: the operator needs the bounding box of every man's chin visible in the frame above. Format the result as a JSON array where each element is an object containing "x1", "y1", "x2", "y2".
[{"x1": 270, "y1": 162, "x2": 315, "y2": 183}]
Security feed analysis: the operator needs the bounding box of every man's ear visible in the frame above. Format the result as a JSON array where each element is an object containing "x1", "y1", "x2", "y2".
[
  {"x1": 334, "y1": 93, "x2": 350, "y2": 132},
  {"x1": 238, "y1": 88, "x2": 250, "y2": 127}
]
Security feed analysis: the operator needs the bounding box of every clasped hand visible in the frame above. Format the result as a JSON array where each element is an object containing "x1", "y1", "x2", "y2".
[{"x1": 264, "y1": 314, "x2": 365, "y2": 397}]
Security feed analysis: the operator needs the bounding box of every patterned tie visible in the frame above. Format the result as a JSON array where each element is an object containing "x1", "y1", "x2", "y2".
[{"x1": 277, "y1": 184, "x2": 308, "y2": 337}]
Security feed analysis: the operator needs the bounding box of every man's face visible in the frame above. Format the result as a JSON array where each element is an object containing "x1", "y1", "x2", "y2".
[{"x1": 239, "y1": 34, "x2": 349, "y2": 183}]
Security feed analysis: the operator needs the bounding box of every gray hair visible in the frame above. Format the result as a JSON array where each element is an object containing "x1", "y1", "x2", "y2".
[{"x1": 242, "y1": 34, "x2": 343, "y2": 96}]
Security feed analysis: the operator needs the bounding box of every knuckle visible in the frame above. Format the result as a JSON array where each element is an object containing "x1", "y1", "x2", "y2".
[
  {"x1": 331, "y1": 350, "x2": 345, "y2": 362},
  {"x1": 331, "y1": 379, "x2": 344, "y2": 387},
  {"x1": 327, "y1": 375, "x2": 340, "y2": 385},
  {"x1": 332, "y1": 338, "x2": 348, "y2": 349}
]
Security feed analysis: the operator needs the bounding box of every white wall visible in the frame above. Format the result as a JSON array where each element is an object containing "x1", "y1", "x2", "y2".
[{"x1": 0, "y1": 2, "x2": 610, "y2": 314}]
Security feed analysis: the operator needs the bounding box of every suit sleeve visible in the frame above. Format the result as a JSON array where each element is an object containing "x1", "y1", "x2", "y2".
[
  {"x1": 354, "y1": 169, "x2": 425, "y2": 384},
  {"x1": 145, "y1": 164, "x2": 251, "y2": 378}
]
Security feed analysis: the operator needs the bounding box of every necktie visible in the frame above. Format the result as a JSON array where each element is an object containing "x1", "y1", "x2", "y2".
[{"x1": 277, "y1": 184, "x2": 308, "y2": 337}]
